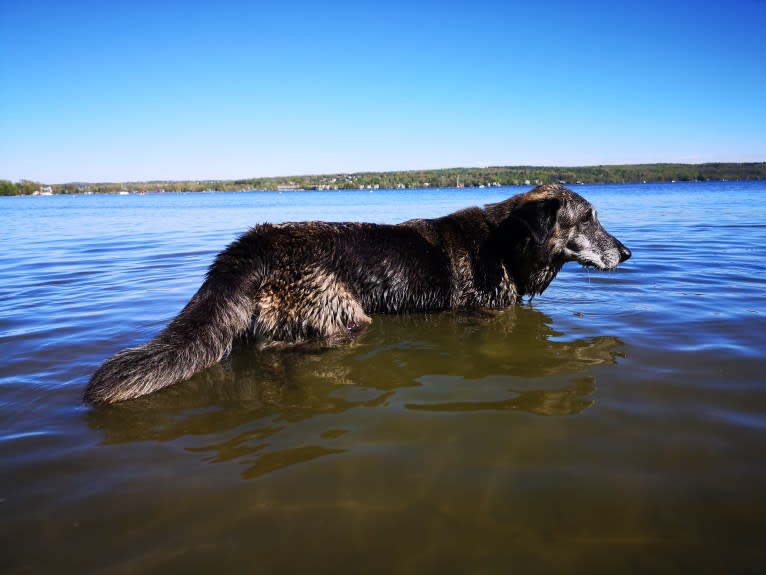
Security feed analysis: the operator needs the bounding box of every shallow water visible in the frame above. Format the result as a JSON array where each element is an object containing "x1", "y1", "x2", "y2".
[{"x1": 1, "y1": 182, "x2": 765, "y2": 574}]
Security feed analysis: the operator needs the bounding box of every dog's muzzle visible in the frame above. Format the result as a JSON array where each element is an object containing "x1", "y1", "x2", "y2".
[{"x1": 617, "y1": 241, "x2": 631, "y2": 263}]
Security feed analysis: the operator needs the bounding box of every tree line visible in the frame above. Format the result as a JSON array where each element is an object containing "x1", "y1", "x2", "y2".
[{"x1": 2, "y1": 162, "x2": 765, "y2": 195}]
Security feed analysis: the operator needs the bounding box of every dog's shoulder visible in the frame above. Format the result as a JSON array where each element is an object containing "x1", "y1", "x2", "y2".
[{"x1": 401, "y1": 206, "x2": 490, "y2": 239}]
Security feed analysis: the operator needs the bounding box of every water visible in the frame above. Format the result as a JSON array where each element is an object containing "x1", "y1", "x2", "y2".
[{"x1": 1, "y1": 182, "x2": 765, "y2": 574}]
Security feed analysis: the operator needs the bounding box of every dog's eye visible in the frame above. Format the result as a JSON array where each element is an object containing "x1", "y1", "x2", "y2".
[{"x1": 583, "y1": 211, "x2": 594, "y2": 224}]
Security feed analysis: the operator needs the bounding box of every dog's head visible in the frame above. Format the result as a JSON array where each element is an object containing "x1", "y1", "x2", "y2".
[{"x1": 486, "y1": 184, "x2": 631, "y2": 295}]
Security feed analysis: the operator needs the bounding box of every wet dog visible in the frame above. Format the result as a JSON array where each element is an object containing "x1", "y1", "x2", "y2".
[{"x1": 85, "y1": 184, "x2": 630, "y2": 404}]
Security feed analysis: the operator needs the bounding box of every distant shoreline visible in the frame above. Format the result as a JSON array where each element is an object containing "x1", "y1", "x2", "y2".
[{"x1": 2, "y1": 162, "x2": 765, "y2": 196}]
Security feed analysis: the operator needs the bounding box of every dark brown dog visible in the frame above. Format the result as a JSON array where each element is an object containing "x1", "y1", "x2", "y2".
[{"x1": 85, "y1": 184, "x2": 630, "y2": 404}]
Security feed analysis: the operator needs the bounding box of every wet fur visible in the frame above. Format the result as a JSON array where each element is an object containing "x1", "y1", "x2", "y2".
[{"x1": 85, "y1": 184, "x2": 630, "y2": 404}]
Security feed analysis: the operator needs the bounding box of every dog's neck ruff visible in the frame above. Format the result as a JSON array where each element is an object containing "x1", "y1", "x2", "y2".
[
  {"x1": 449, "y1": 256, "x2": 518, "y2": 308},
  {"x1": 513, "y1": 255, "x2": 564, "y2": 299}
]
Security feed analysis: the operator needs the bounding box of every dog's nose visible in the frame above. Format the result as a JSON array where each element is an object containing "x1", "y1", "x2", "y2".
[{"x1": 619, "y1": 244, "x2": 632, "y2": 262}]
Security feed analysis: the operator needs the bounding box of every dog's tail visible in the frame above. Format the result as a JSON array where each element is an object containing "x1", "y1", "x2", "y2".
[{"x1": 84, "y1": 243, "x2": 264, "y2": 405}]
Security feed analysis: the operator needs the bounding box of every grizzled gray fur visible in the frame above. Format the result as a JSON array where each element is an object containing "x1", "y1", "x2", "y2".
[{"x1": 85, "y1": 184, "x2": 630, "y2": 404}]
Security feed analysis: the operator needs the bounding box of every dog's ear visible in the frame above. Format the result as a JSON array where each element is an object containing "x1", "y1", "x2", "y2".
[{"x1": 510, "y1": 198, "x2": 561, "y2": 245}]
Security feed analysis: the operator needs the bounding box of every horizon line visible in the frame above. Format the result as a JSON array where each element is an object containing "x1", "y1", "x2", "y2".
[{"x1": 9, "y1": 160, "x2": 766, "y2": 186}]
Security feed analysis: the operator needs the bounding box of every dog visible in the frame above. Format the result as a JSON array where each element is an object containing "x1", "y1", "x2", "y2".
[{"x1": 84, "y1": 184, "x2": 630, "y2": 404}]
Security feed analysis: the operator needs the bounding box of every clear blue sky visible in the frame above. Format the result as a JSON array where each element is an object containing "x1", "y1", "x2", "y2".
[{"x1": 1, "y1": 0, "x2": 764, "y2": 183}]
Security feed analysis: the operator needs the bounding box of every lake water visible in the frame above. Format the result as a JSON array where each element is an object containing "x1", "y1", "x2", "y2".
[{"x1": 1, "y1": 182, "x2": 765, "y2": 574}]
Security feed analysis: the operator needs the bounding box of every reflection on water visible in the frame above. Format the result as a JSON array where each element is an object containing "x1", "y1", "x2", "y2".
[
  {"x1": 404, "y1": 375, "x2": 597, "y2": 416},
  {"x1": 87, "y1": 307, "x2": 624, "y2": 479}
]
